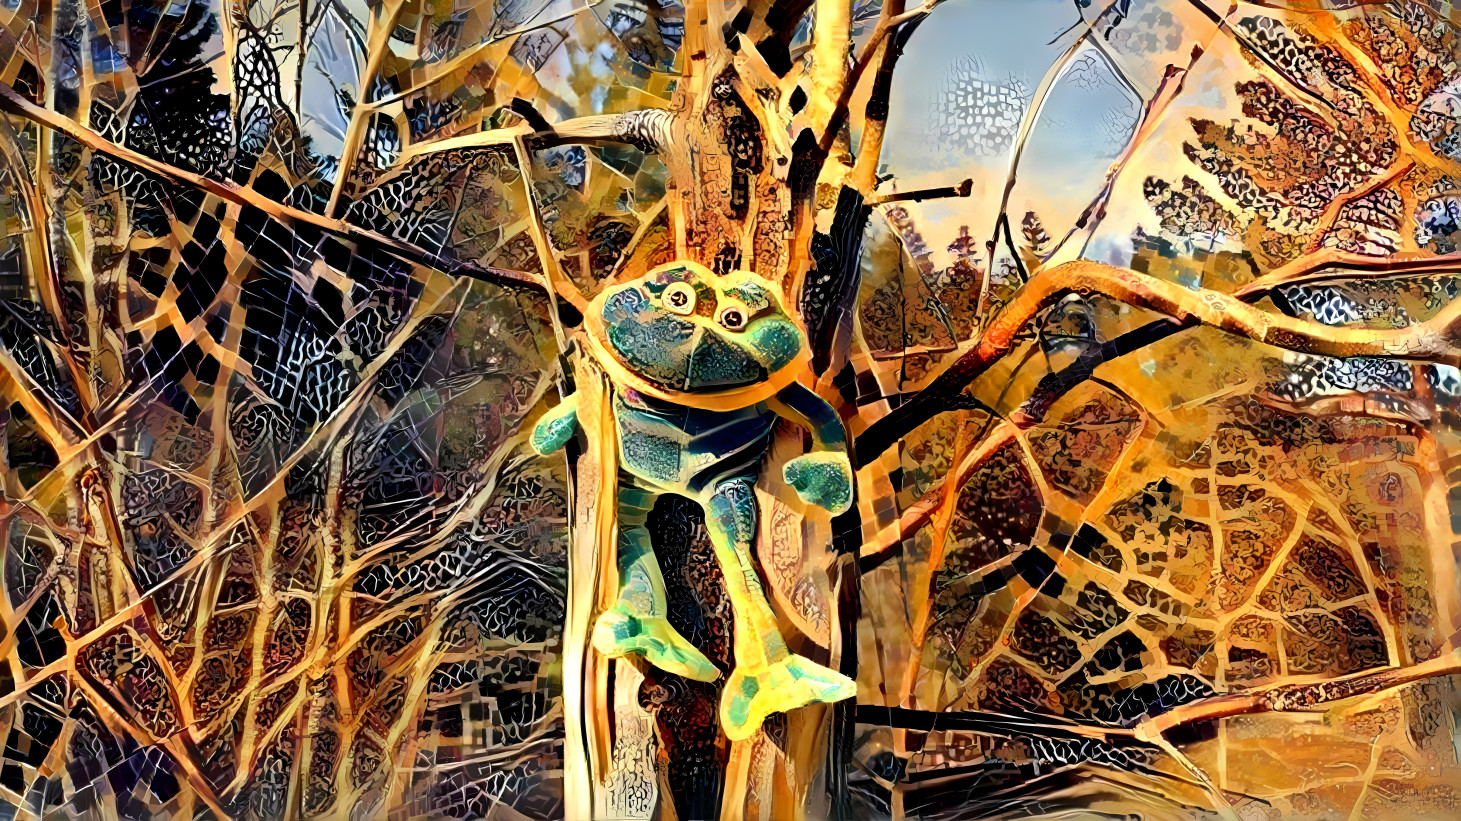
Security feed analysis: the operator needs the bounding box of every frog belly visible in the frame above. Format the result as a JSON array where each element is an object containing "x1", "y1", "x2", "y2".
[{"x1": 612, "y1": 390, "x2": 776, "y2": 494}]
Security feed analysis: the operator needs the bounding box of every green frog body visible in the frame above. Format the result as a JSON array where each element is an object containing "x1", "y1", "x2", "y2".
[{"x1": 532, "y1": 261, "x2": 856, "y2": 741}]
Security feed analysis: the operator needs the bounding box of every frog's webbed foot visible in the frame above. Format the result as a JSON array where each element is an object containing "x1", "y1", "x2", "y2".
[
  {"x1": 593, "y1": 606, "x2": 719, "y2": 683},
  {"x1": 704, "y1": 478, "x2": 856, "y2": 739},
  {"x1": 721, "y1": 656, "x2": 855, "y2": 741}
]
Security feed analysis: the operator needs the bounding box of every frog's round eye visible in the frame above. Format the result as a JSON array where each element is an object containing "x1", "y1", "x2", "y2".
[
  {"x1": 662, "y1": 282, "x2": 696, "y2": 315},
  {"x1": 718, "y1": 307, "x2": 746, "y2": 331}
]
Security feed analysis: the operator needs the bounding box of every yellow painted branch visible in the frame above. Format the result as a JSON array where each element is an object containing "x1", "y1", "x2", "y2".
[{"x1": 810, "y1": 0, "x2": 851, "y2": 132}]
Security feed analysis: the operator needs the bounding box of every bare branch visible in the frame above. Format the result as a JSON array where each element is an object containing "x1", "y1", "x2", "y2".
[
  {"x1": 1139, "y1": 649, "x2": 1461, "y2": 739},
  {"x1": 1045, "y1": 46, "x2": 1204, "y2": 263},
  {"x1": 865, "y1": 178, "x2": 972, "y2": 206},
  {"x1": 821, "y1": 0, "x2": 938, "y2": 162},
  {"x1": 859, "y1": 650, "x2": 1461, "y2": 754},
  {"x1": 324, "y1": 0, "x2": 408, "y2": 217},
  {"x1": 1237, "y1": 250, "x2": 1461, "y2": 300},
  {"x1": 858, "y1": 259, "x2": 1461, "y2": 459},
  {"x1": 397, "y1": 108, "x2": 675, "y2": 160},
  {"x1": 0, "y1": 82, "x2": 549, "y2": 296},
  {"x1": 859, "y1": 419, "x2": 1013, "y2": 570}
]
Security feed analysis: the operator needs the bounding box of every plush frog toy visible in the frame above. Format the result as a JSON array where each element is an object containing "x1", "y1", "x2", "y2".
[{"x1": 531, "y1": 260, "x2": 856, "y2": 741}]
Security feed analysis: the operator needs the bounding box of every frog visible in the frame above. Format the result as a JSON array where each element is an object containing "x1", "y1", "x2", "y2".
[{"x1": 531, "y1": 259, "x2": 857, "y2": 741}]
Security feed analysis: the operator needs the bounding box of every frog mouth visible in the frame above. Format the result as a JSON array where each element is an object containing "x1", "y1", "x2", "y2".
[
  {"x1": 682, "y1": 326, "x2": 768, "y2": 390},
  {"x1": 599, "y1": 286, "x2": 767, "y2": 391}
]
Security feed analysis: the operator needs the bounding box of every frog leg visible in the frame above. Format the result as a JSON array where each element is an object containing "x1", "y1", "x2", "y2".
[
  {"x1": 703, "y1": 478, "x2": 855, "y2": 741},
  {"x1": 592, "y1": 482, "x2": 719, "y2": 683}
]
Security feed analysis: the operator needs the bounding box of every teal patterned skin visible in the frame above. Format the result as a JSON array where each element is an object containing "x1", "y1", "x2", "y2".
[{"x1": 532, "y1": 263, "x2": 857, "y2": 740}]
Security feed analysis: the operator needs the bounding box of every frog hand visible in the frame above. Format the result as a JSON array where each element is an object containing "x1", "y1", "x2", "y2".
[
  {"x1": 530, "y1": 395, "x2": 579, "y2": 455},
  {"x1": 783, "y1": 451, "x2": 854, "y2": 516}
]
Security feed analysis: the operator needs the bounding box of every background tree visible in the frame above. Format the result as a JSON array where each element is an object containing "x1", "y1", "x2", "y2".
[{"x1": 0, "y1": 0, "x2": 1455, "y2": 820}]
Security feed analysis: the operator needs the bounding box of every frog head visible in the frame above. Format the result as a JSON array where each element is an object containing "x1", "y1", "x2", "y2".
[{"x1": 588, "y1": 261, "x2": 806, "y2": 394}]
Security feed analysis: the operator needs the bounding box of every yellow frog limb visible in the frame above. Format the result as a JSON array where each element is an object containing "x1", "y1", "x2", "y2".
[
  {"x1": 703, "y1": 477, "x2": 855, "y2": 740},
  {"x1": 531, "y1": 261, "x2": 856, "y2": 740}
]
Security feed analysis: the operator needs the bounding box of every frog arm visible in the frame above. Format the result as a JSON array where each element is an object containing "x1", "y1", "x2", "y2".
[
  {"x1": 530, "y1": 393, "x2": 581, "y2": 455},
  {"x1": 769, "y1": 383, "x2": 848, "y2": 451},
  {"x1": 768, "y1": 383, "x2": 854, "y2": 515}
]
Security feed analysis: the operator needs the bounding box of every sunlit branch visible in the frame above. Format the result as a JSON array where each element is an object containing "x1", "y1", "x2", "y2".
[
  {"x1": 0, "y1": 118, "x2": 96, "y2": 426},
  {"x1": 809, "y1": 0, "x2": 852, "y2": 132},
  {"x1": 743, "y1": 0, "x2": 815, "y2": 46},
  {"x1": 864, "y1": 178, "x2": 972, "y2": 206},
  {"x1": 859, "y1": 649, "x2": 1461, "y2": 757},
  {"x1": 1018, "y1": 248, "x2": 1461, "y2": 425},
  {"x1": 398, "y1": 108, "x2": 675, "y2": 161},
  {"x1": 819, "y1": 0, "x2": 938, "y2": 160},
  {"x1": 846, "y1": 0, "x2": 909, "y2": 193},
  {"x1": 0, "y1": 278, "x2": 472, "y2": 724},
  {"x1": 1237, "y1": 249, "x2": 1461, "y2": 299},
  {"x1": 511, "y1": 135, "x2": 585, "y2": 326},
  {"x1": 360, "y1": 0, "x2": 607, "y2": 113},
  {"x1": 1012, "y1": 318, "x2": 1182, "y2": 428},
  {"x1": 1044, "y1": 45, "x2": 1204, "y2": 264},
  {"x1": 1139, "y1": 649, "x2": 1461, "y2": 739},
  {"x1": 856, "y1": 704, "x2": 1145, "y2": 744},
  {"x1": 1013, "y1": 245, "x2": 1461, "y2": 427},
  {"x1": 860, "y1": 419, "x2": 1013, "y2": 571},
  {"x1": 858, "y1": 259, "x2": 1461, "y2": 459}
]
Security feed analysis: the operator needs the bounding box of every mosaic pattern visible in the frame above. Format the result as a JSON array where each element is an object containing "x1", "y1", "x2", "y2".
[{"x1": 0, "y1": 0, "x2": 1458, "y2": 818}]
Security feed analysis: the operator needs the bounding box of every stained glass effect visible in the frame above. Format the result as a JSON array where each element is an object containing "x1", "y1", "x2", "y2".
[{"x1": 0, "y1": 0, "x2": 1457, "y2": 819}]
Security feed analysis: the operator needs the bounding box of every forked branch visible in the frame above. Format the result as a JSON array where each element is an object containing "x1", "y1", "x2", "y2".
[
  {"x1": 0, "y1": 82, "x2": 549, "y2": 296},
  {"x1": 859, "y1": 259, "x2": 1461, "y2": 458}
]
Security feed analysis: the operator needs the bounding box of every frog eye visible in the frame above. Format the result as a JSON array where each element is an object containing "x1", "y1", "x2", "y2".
[
  {"x1": 662, "y1": 282, "x2": 696, "y2": 315},
  {"x1": 718, "y1": 306, "x2": 746, "y2": 332}
]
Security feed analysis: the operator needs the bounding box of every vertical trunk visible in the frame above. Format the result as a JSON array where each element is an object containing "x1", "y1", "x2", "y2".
[{"x1": 566, "y1": 3, "x2": 870, "y2": 817}]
